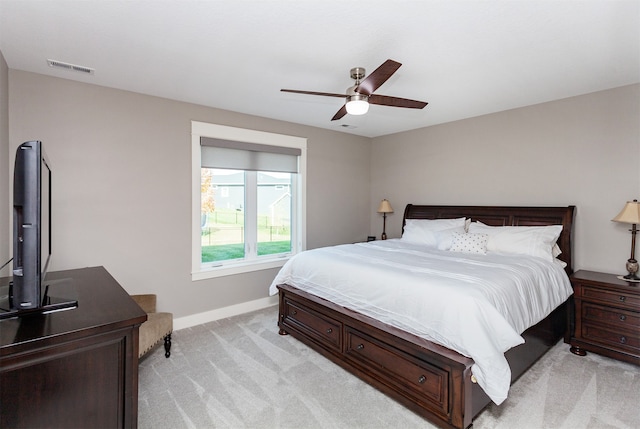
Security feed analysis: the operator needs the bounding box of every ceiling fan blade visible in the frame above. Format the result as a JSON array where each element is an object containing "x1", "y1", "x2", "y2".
[
  {"x1": 331, "y1": 105, "x2": 348, "y2": 121},
  {"x1": 281, "y1": 89, "x2": 347, "y2": 98},
  {"x1": 368, "y1": 94, "x2": 428, "y2": 109},
  {"x1": 355, "y1": 59, "x2": 402, "y2": 96}
]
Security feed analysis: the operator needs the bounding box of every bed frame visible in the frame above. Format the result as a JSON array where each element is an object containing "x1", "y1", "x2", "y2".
[{"x1": 277, "y1": 204, "x2": 575, "y2": 429}]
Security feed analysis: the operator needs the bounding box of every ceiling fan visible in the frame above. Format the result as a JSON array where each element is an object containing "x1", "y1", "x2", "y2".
[{"x1": 281, "y1": 59, "x2": 428, "y2": 121}]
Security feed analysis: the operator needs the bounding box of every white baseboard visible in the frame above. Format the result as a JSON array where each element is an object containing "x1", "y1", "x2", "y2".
[{"x1": 173, "y1": 295, "x2": 279, "y2": 331}]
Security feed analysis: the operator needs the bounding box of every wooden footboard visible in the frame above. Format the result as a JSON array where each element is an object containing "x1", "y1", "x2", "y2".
[
  {"x1": 278, "y1": 283, "x2": 474, "y2": 429},
  {"x1": 277, "y1": 284, "x2": 567, "y2": 429}
]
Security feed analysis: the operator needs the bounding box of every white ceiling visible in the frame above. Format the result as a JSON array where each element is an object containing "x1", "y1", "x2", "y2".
[{"x1": 1, "y1": 0, "x2": 638, "y2": 138}]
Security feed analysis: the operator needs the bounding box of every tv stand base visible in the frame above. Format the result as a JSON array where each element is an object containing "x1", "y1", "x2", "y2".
[{"x1": 0, "y1": 279, "x2": 77, "y2": 320}]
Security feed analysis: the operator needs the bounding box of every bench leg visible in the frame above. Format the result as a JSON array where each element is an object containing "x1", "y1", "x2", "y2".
[{"x1": 164, "y1": 333, "x2": 172, "y2": 358}]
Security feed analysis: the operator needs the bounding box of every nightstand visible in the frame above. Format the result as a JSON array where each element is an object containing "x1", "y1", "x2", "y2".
[{"x1": 566, "y1": 270, "x2": 639, "y2": 365}]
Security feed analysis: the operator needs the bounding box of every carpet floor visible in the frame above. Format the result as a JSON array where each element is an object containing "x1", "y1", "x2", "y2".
[{"x1": 138, "y1": 305, "x2": 640, "y2": 429}]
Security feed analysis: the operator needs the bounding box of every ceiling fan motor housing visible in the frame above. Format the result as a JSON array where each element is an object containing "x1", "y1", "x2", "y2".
[{"x1": 347, "y1": 85, "x2": 368, "y2": 101}]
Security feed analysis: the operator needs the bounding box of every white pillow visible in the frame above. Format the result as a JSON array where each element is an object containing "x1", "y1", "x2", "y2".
[
  {"x1": 468, "y1": 222, "x2": 563, "y2": 261},
  {"x1": 435, "y1": 226, "x2": 467, "y2": 250},
  {"x1": 449, "y1": 232, "x2": 489, "y2": 254},
  {"x1": 401, "y1": 218, "x2": 467, "y2": 247}
]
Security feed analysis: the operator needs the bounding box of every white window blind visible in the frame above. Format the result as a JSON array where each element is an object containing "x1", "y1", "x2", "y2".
[{"x1": 200, "y1": 137, "x2": 301, "y2": 173}]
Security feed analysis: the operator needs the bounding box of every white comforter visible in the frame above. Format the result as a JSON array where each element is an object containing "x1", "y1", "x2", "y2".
[{"x1": 269, "y1": 239, "x2": 572, "y2": 405}]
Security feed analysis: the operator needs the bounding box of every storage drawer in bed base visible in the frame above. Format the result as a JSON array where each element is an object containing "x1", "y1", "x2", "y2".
[
  {"x1": 345, "y1": 327, "x2": 450, "y2": 417},
  {"x1": 280, "y1": 297, "x2": 342, "y2": 351}
]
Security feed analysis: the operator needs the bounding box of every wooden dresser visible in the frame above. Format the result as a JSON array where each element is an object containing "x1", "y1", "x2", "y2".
[
  {"x1": 0, "y1": 266, "x2": 147, "y2": 428},
  {"x1": 567, "y1": 270, "x2": 640, "y2": 365}
]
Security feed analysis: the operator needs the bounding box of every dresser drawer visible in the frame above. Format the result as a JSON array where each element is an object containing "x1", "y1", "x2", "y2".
[
  {"x1": 578, "y1": 284, "x2": 640, "y2": 310},
  {"x1": 582, "y1": 323, "x2": 640, "y2": 353},
  {"x1": 583, "y1": 302, "x2": 640, "y2": 329},
  {"x1": 282, "y1": 298, "x2": 342, "y2": 350},
  {"x1": 345, "y1": 328, "x2": 448, "y2": 414}
]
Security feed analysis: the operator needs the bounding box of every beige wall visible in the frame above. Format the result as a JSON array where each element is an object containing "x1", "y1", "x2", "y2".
[
  {"x1": 5, "y1": 64, "x2": 639, "y2": 321},
  {"x1": 7, "y1": 70, "x2": 371, "y2": 318},
  {"x1": 0, "y1": 51, "x2": 9, "y2": 274},
  {"x1": 370, "y1": 84, "x2": 640, "y2": 274}
]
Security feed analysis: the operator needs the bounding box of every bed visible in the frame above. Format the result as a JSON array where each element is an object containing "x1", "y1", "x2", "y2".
[{"x1": 271, "y1": 204, "x2": 575, "y2": 429}]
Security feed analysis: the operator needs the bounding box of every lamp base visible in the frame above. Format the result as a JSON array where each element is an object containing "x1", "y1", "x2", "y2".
[
  {"x1": 624, "y1": 258, "x2": 639, "y2": 282},
  {"x1": 381, "y1": 232, "x2": 387, "y2": 240}
]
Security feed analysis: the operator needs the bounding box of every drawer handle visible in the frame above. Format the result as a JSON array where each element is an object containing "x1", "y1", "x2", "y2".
[
  {"x1": 356, "y1": 344, "x2": 364, "y2": 350},
  {"x1": 619, "y1": 314, "x2": 627, "y2": 321},
  {"x1": 418, "y1": 375, "x2": 427, "y2": 384},
  {"x1": 292, "y1": 310, "x2": 297, "y2": 315},
  {"x1": 620, "y1": 336, "x2": 627, "y2": 344},
  {"x1": 326, "y1": 328, "x2": 333, "y2": 334},
  {"x1": 619, "y1": 295, "x2": 626, "y2": 302}
]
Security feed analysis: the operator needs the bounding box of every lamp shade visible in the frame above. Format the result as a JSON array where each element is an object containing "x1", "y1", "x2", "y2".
[
  {"x1": 377, "y1": 199, "x2": 394, "y2": 213},
  {"x1": 612, "y1": 200, "x2": 640, "y2": 224}
]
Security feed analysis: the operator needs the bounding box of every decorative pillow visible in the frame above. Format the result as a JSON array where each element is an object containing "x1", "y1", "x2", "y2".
[
  {"x1": 401, "y1": 218, "x2": 467, "y2": 247},
  {"x1": 449, "y1": 232, "x2": 489, "y2": 254},
  {"x1": 468, "y1": 222, "x2": 563, "y2": 261}
]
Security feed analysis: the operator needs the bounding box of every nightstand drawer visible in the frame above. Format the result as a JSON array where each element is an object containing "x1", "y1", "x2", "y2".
[
  {"x1": 582, "y1": 323, "x2": 640, "y2": 353},
  {"x1": 583, "y1": 302, "x2": 640, "y2": 328},
  {"x1": 579, "y1": 285, "x2": 640, "y2": 310}
]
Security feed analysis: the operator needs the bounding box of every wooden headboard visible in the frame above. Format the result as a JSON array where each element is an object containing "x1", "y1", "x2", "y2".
[{"x1": 403, "y1": 204, "x2": 576, "y2": 274}]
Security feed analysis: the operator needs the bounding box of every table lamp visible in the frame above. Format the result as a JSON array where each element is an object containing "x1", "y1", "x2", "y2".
[
  {"x1": 612, "y1": 199, "x2": 640, "y2": 282},
  {"x1": 377, "y1": 199, "x2": 393, "y2": 240}
]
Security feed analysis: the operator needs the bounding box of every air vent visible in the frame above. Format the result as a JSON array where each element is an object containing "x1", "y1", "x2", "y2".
[{"x1": 47, "y1": 59, "x2": 95, "y2": 75}]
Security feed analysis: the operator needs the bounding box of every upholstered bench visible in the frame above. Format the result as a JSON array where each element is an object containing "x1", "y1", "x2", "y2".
[{"x1": 131, "y1": 294, "x2": 172, "y2": 358}]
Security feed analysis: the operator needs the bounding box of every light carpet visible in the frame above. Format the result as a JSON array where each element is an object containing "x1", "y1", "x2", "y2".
[{"x1": 138, "y1": 305, "x2": 640, "y2": 429}]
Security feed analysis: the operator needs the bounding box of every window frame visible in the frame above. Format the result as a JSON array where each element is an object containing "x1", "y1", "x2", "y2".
[{"x1": 191, "y1": 121, "x2": 307, "y2": 280}]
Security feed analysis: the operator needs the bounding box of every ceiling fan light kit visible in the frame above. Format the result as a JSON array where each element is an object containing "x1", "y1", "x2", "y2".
[
  {"x1": 281, "y1": 59, "x2": 428, "y2": 121},
  {"x1": 346, "y1": 95, "x2": 369, "y2": 115}
]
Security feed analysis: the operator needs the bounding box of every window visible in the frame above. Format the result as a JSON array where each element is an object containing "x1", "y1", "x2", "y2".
[{"x1": 192, "y1": 122, "x2": 306, "y2": 280}]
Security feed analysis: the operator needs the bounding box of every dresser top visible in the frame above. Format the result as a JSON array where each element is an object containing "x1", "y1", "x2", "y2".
[
  {"x1": 571, "y1": 269, "x2": 640, "y2": 291},
  {"x1": 1, "y1": 266, "x2": 147, "y2": 350}
]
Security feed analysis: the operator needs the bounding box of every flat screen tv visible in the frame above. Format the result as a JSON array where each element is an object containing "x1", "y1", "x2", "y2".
[
  {"x1": 11, "y1": 140, "x2": 52, "y2": 309},
  {"x1": 0, "y1": 140, "x2": 76, "y2": 319}
]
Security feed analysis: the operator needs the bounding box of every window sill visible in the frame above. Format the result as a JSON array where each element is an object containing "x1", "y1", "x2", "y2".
[{"x1": 192, "y1": 257, "x2": 290, "y2": 281}]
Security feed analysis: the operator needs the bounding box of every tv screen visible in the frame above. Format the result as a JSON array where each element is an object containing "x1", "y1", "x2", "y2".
[{"x1": 11, "y1": 141, "x2": 51, "y2": 309}]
